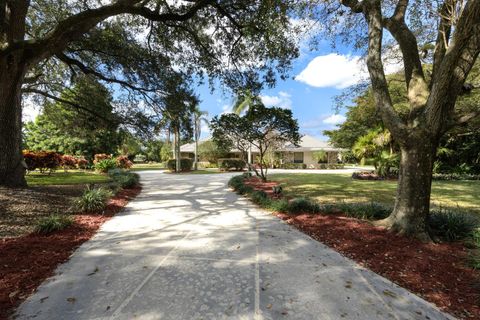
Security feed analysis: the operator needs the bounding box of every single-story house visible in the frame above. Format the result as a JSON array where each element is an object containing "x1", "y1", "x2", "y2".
[{"x1": 180, "y1": 135, "x2": 345, "y2": 167}]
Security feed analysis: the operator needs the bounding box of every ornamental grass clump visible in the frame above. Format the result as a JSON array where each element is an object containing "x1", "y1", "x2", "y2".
[
  {"x1": 35, "y1": 214, "x2": 74, "y2": 234},
  {"x1": 336, "y1": 202, "x2": 391, "y2": 220},
  {"x1": 287, "y1": 197, "x2": 321, "y2": 215},
  {"x1": 428, "y1": 208, "x2": 480, "y2": 242},
  {"x1": 74, "y1": 186, "x2": 113, "y2": 213},
  {"x1": 108, "y1": 169, "x2": 139, "y2": 188}
]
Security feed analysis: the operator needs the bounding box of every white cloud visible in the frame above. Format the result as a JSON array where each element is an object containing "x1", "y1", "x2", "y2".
[
  {"x1": 296, "y1": 53, "x2": 366, "y2": 89},
  {"x1": 260, "y1": 91, "x2": 292, "y2": 109},
  {"x1": 323, "y1": 114, "x2": 346, "y2": 125},
  {"x1": 296, "y1": 53, "x2": 404, "y2": 89},
  {"x1": 301, "y1": 114, "x2": 346, "y2": 131},
  {"x1": 221, "y1": 104, "x2": 232, "y2": 114}
]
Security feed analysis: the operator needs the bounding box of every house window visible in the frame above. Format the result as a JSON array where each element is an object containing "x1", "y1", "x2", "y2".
[{"x1": 293, "y1": 152, "x2": 304, "y2": 164}]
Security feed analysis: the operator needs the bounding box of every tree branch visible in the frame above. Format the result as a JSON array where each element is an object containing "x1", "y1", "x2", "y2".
[
  {"x1": 383, "y1": 0, "x2": 429, "y2": 113},
  {"x1": 340, "y1": 0, "x2": 363, "y2": 13},
  {"x1": 2, "y1": 0, "x2": 215, "y2": 63},
  {"x1": 431, "y1": 0, "x2": 454, "y2": 89},
  {"x1": 362, "y1": 0, "x2": 408, "y2": 143},
  {"x1": 426, "y1": 0, "x2": 480, "y2": 136},
  {"x1": 22, "y1": 88, "x2": 114, "y2": 124},
  {"x1": 55, "y1": 52, "x2": 157, "y2": 93}
]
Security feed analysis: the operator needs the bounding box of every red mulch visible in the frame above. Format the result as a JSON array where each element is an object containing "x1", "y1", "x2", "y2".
[
  {"x1": 245, "y1": 177, "x2": 480, "y2": 319},
  {"x1": 244, "y1": 177, "x2": 282, "y2": 199},
  {"x1": 0, "y1": 186, "x2": 141, "y2": 320}
]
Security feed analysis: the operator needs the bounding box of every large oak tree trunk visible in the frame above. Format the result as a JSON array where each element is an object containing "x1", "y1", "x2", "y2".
[
  {"x1": 379, "y1": 138, "x2": 436, "y2": 241},
  {"x1": 0, "y1": 59, "x2": 28, "y2": 187}
]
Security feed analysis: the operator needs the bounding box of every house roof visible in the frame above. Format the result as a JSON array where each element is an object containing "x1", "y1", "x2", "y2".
[
  {"x1": 179, "y1": 139, "x2": 209, "y2": 153},
  {"x1": 180, "y1": 135, "x2": 344, "y2": 153},
  {"x1": 280, "y1": 135, "x2": 343, "y2": 152}
]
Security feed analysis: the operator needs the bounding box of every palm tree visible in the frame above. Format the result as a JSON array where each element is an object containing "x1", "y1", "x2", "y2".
[
  {"x1": 192, "y1": 107, "x2": 209, "y2": 170},
  {"x1": 231, "y1": 90, "x2": 262, "y2": 165},
  {"x1": 232, "y1": 90, "x2": 262, "y2": 115}
]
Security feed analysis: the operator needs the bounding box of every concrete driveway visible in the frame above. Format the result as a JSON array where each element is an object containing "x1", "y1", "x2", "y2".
[{"x1": 15, "y1": 171, "x2": 452, "y2": 320}]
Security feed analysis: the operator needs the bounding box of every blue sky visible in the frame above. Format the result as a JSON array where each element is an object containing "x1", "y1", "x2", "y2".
[
  {"x1": 24, "y1": 40, "x2": 377, "y2": 142},
  {"x1": 194, "y1": 48, "x2": 371, "y2": 140}
]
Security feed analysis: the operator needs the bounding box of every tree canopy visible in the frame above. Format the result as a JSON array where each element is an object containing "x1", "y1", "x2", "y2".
[
  {"x1": 211, "y1": 103, "x2": 300, "y2": 181},
  {"x1": 308, "y1": 0, "x2": 480, "y2": 239},
  {"x1": 1, "y1": 0, "x2": 305, "y2": 186}
]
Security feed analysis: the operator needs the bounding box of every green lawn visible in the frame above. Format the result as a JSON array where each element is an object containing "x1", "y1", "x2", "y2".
[
  {"x1": 26, "y1": 171, "x2": 111, "y2": 186},
  {"x1": 130, "y1": 163, "x2": 165, "y2": 171},
  {"x1": 270, "y1": 173, "x2": 480, "y2": 214}
]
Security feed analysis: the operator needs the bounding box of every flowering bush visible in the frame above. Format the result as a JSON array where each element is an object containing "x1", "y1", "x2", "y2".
[
  {"x1": 93, "y1": 153, "x2": 112, "y2": 164},
  {"x1": 76, "y1": 157, "x2": 89, "y2": 169},
  {"x1": 61, "y1": 155, "x2": 77, "y2": 170},
  {"x1": 23, "y1": 150, "x2": 61, "y2": 173},
  {"x1": 116, "y1": 155, "x2": 133, "y2": 169}
]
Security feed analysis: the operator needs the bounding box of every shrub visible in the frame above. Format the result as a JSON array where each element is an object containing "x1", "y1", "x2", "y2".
[
  {"x1": 432, "y1": 173, "x2": 480, "y2": 181},
  {"x1": 93, "y1": 153, "x2": 112, "y2": 164},
  {"x1": 94, "y1": 158, "x2": 118, "y2": 173},
  {"x1": 251, "y1": 190, "x2": 268, "y2": 204},
  {"x1": 287, "y1": 197, "x2": 320, "y2": 214},
  {"x1": 167, "y1": 158, "x2": 193, "y2": 172},
  {"x1": 116, "y1": 155, "x2": 133, "y2": 169},
  {"x1": 470, "y1": 229, "x2": 480, "y2": 269},
  {"x1": 61, "y1": 155, "x2": 77, "y2": 170},
  {"x1": 74, "y1": 187, "x2": 113, "y2": 213},
  {"x1": 336, "y1": 202, "x2": 391, "y2": 220},
  {"x1": 228, "y1": 175, "x2": 245, "y2": 190},
  {"x1": 23, "y1": 150, "x2": 62, "y2": 173},
  {"x1": 198, "y1": 161, "x2": 218, "y2": 169},
  {"x1": 237, "y1": 184, "x2": 254, "y2": 195},
  {"x1": 428, "y1": 209, "x2": 480, "y2": 242},
  {"x1": 76, "y1": 157, "x2": 89, "y2": 169},
  {"x1": 133, "y1": 154, "x2": 147, "y2": 163},
  {"x1": 279, "y1": 163, "x2": 306, "y2": 169},
  {"x1": 107, "y1": 169, "x2": 139, "y2": 188},
  {"x1": 35, "y1": 214, "x2": 73, "y2": 234},
  {"x1": 265, "y1": 199, "x2": 289, "y2": 212},
  {"x1": 219, "y1": 159, "x2": 246, "y2": 171},
  {"x1": 317, "y1": 203, "x2": 337, "y2": 214},
  {"x1": 114, "y1": 172, "x2": 139, "y2": 188}
]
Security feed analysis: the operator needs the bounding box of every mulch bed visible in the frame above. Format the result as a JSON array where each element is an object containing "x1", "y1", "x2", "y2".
[
  {"x1": 0, "y1": 186, "x2": 141, "y2": 320},
  {"x1": 0, "y1": 185, "x2": 86, "y2": 238},
  {"x1": 244, "y1": 177, "x2": 480, "y2": 319},
  {"x1": 244, "y1": 177, "x2": 282, "y2": 199}
]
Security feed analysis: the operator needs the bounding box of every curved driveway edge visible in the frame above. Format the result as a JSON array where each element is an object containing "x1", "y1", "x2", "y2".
[{"x1": 15, "y1": 171, "x2": 454, "y2": 320}]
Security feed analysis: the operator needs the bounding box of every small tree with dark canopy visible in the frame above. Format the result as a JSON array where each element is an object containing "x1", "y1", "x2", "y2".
[{"x1": 211, "y1": 103, "x2": 300, "y2": 181}]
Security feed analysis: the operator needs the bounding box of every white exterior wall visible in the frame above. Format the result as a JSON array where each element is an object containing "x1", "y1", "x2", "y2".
[{"x1": 303, "y1": 151, "x2": 317, "y2": 165}]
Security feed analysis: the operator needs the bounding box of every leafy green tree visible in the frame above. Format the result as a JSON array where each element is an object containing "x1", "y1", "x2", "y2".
[
  {"x1": 198, "y1": 141, "x2": 229, "y2": 164},
  {"x1": 192, "y1": 107, "x2": 208, "y2": 170},
  {"x1": 1, "y1": 0, "x2": 301, "y2": 187},
  {"x1": 24, "y1": 76, "x2": 120, "y2": 159},
  {"x1": 157, "y1": 78, "x2": 198, "y2": 172},
  {"x1": 211, "y1": 103, "x2": 300, "y2": 181},
  {"x1": 160, "y1": 142, "x2": 173, "y2": 162},
  {"x1": 312, "y1": 151, "x2": 327, "y2": 164},
  {"x1": 118, "y1": 132, "x2": 143, "y2": 159},
  {"x1": 311, "y1": 1, "x2": 480, "y2": 239}
]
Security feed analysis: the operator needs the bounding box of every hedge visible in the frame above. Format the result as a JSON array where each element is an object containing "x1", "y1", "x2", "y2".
[
  {"x1": 219, "y1": 159, "x2": 245, "y2": 171},
  {"x1": 167, "y1": 158, "x2": 193, "y2": 172}
]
